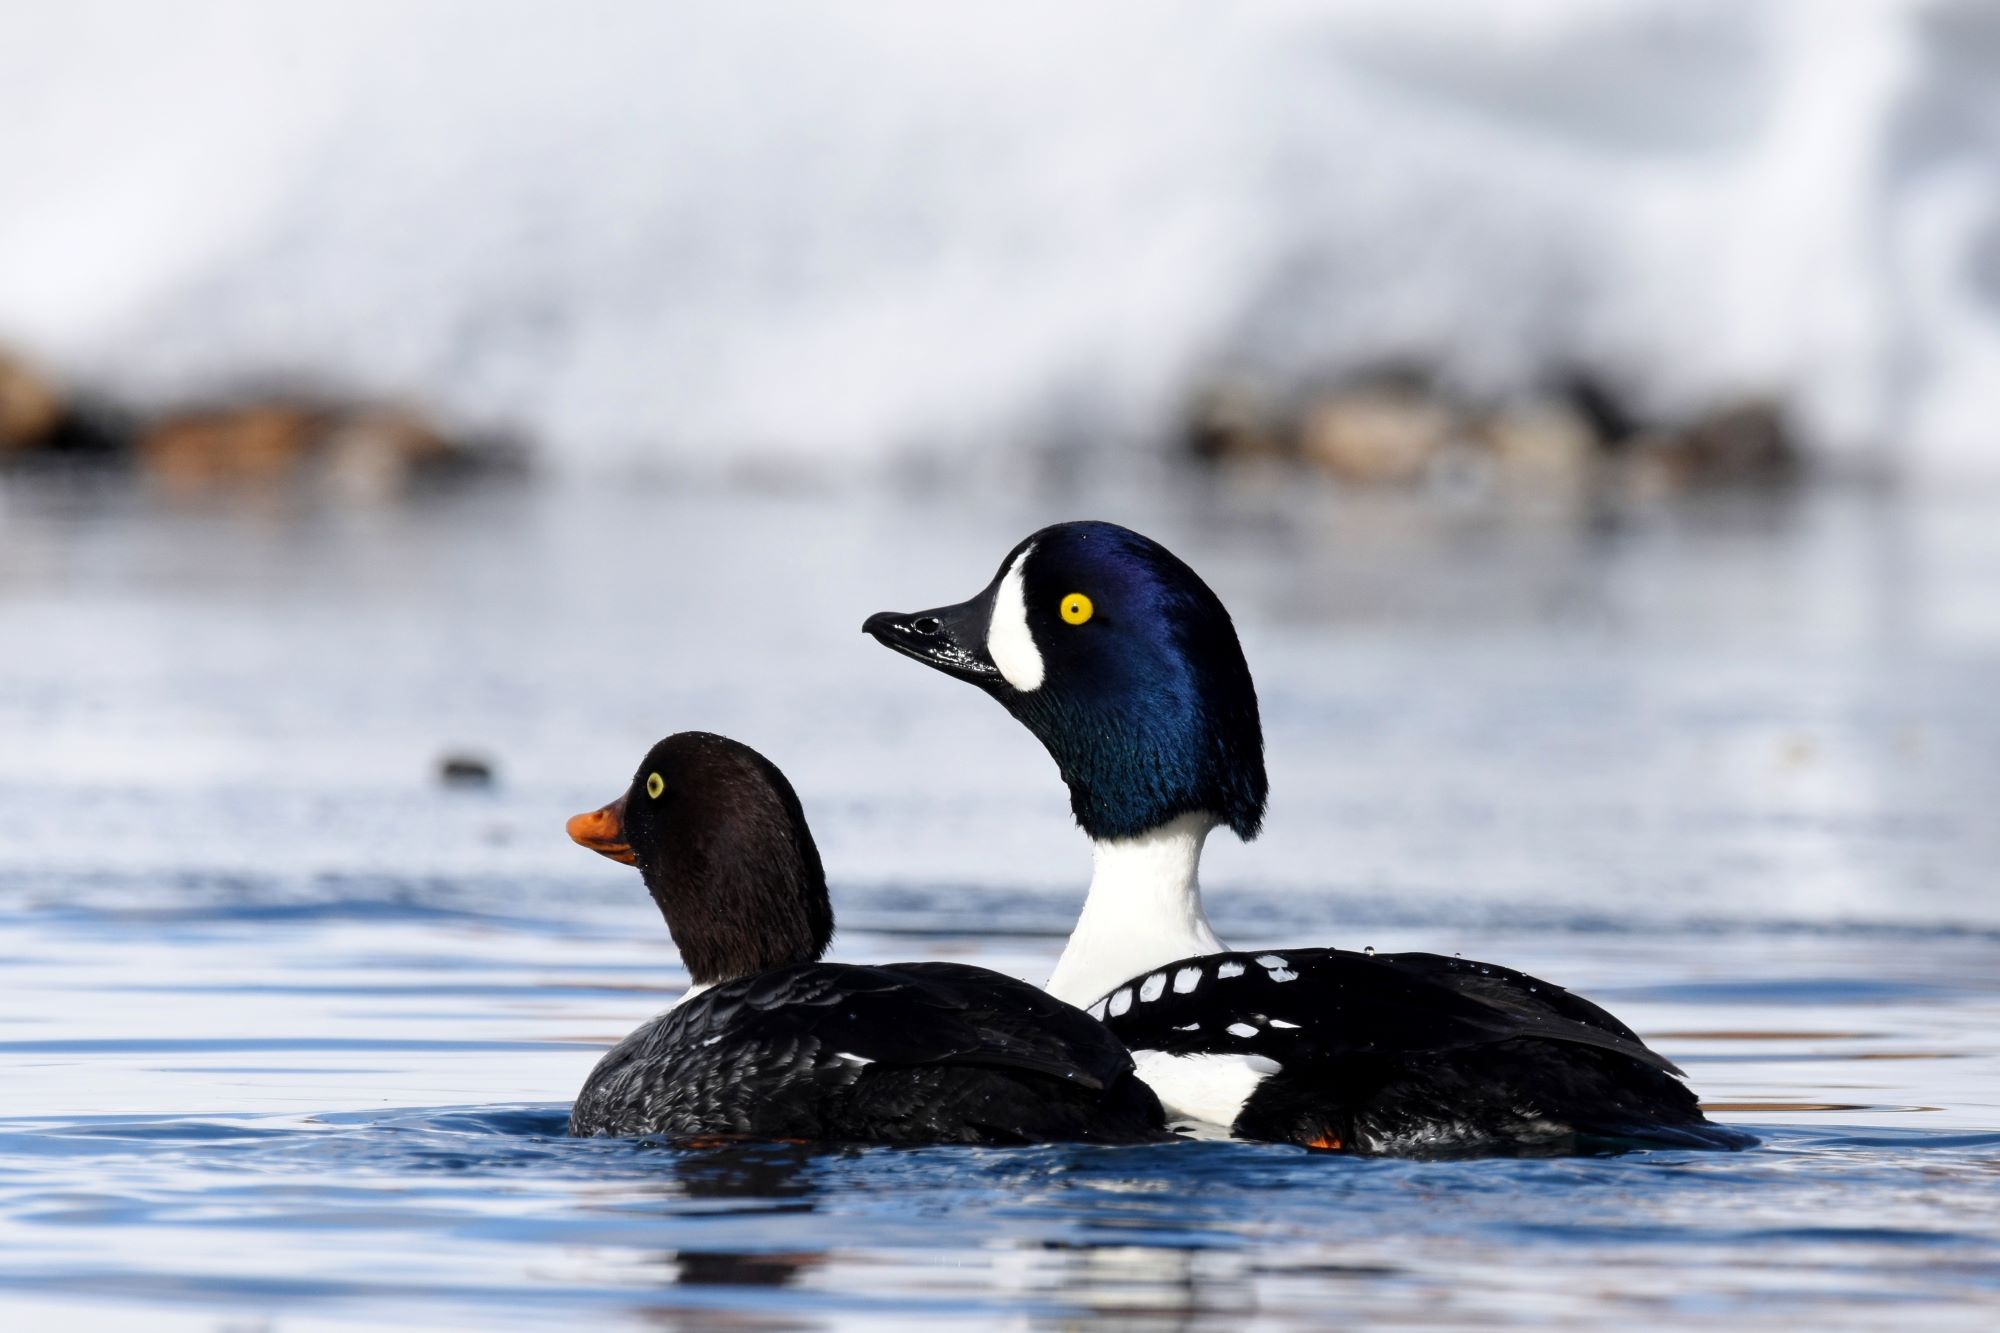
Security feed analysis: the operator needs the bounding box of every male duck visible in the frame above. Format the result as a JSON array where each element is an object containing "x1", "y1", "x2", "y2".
[{"x1": 865, "y1": 522, "x2": 1752, "y2": 1154}]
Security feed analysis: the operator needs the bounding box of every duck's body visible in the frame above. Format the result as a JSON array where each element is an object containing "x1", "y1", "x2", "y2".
[
  {"x1": 1089, "y1": 946, "x2": 1744, "y2": 1153},
  {"x1": 867, "y1": 521, "x2": 1754, "y2": 1155},
  {"x1": 564, "y1": 731, "x2": 1167, "y2": 1148},
  {"x1": 570, "y1": 959, "x2": 1164, "y2": 1144}
]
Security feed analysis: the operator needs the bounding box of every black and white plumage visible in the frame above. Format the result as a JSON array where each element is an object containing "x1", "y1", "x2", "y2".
[
  {"x1": 1089, "y1": 949, "x2": 1749, "y2": 1153},
  {"x1": 867, "y1": 521, "x2": 1755, "y2": 1155},
  {"x1": 563, "y1": 732, "x2": 1166, "y2": 1146}
]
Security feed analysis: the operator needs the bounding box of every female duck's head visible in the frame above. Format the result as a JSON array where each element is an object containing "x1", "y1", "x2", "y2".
[
  {"x1": 566, "y1": 731, "x2": 833, "y2": 986},
  {"x1": 865, "y1": 521, "x2": 1266, "y2": 843}
]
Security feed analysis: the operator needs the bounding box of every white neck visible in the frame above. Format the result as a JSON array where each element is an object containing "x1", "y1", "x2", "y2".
[{"x1": 1046, "y1": 812, "x2": 1229, "y2": 1007}]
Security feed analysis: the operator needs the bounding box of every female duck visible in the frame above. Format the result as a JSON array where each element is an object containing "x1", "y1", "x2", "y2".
[
  {"x1": 564, "y1": 731, "x2": 1166, "y2": 1146},
  {"x1": 866, "y1": 522, "x2": 1753, "y2": 1154}
]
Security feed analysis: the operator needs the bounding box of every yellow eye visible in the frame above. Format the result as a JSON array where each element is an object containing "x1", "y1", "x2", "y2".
[
  {"x1": 645, "y1": 772, "x2": 665, "y2": 799},
  {"x1": 1060, "y1": 592, "x2": 1094, "y2": 625}
]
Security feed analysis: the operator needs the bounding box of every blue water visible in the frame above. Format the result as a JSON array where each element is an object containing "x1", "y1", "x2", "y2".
[{"x1": 3, "y1": 479, "x2": 1999, "y2": 1327}]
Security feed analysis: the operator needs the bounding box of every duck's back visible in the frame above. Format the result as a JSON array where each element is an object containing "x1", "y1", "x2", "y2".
[
  {"x1": 570, "y1": 960, "x2": 1166, "y2": 1145},
  {"x1": 1091, "y1": 947, "x2": 1755, "y2": 1154}
]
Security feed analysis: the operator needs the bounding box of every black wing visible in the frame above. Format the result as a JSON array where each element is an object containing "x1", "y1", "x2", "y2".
[
  {"x1": 880, "y1": 960, "x2": 1148, "y2": 1089},
  {"x1": 1094, "y1": 948, "x2": 1682, "y2": 1076},
  {"x1": 570, "y1": 960, "x2": 1148, "y2": 1140},
  {"x1": 695, "y1": 959, "x2": 1133, "y2": 1087}
]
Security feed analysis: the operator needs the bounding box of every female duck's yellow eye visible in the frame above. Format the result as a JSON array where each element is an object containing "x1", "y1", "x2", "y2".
[
  {"x1": 645, "y1": 772, "x2": 665, "y2": 799},
  {"x1": 1060, "y1": 592, "x2": 1094, "y2": 625}
]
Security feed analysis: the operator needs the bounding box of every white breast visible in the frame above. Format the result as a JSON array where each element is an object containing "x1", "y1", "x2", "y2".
[{"x1": 1130, "y1": 1050, "x2": 1281, "y2": 1129}]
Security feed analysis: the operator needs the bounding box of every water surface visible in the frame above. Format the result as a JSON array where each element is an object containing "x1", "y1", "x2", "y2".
[{"x1": 3, "y1": 479, "x2": 1997, "y2": 1327}]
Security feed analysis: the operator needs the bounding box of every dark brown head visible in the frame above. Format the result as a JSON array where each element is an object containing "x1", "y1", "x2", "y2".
[{"x1": 566, "y1": 732, "x2": 833, "y2": 986}]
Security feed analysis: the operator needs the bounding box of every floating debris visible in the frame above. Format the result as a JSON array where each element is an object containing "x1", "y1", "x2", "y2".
[{"x1": 437, "y1": 753, "x2": 498, "y2": 789}]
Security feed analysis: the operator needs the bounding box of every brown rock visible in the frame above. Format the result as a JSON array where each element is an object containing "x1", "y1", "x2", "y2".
[
  {"x1": 1475, "y1": 400, "x2": 1598, "y2": 489},
  {"x1": 320, "y1": 405, "x2": 452, "y2": 501},
  {"x1": 1685, "y1": 399, "x2": 1796, "y2": 480},
  {"x1": 137, "y1": 404, "x2": 325, "y2": 494},
  {"x1": 1184, "y1": 379, "x2": 1288, "y2": 465},
  {"x1": 0, "y1": 351, "x2": 65, "y2": 453},
  {"x1": 1299, "y1": 388, "x2": 1452, "y2": 486},
  {"x1": 134, "y1": 400, "x2": 474, "y2": 499},
  {"x1": 1625, "y1": 399, "x2": 1797, "y2": 494}
]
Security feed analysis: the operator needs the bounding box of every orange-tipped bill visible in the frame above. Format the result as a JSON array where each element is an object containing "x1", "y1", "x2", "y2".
[{"x1": 567, "y1": 795, "x2": 635, "y2": 865}]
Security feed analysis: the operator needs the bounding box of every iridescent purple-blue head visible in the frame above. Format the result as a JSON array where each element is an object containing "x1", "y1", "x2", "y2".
[{"x1": 865, "y1": 521, "x2": 1266, "y2": 843}]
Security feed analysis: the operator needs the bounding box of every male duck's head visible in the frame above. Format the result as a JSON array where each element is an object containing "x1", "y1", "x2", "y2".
[{"x1": 864, "y1": 521, "x2": 1266, "y2": 843}]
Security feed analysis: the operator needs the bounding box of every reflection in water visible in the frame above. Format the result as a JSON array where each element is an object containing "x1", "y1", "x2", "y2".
[
  {"x1": 665, "y1": 1141, "x2": 822, "y2": 1208},
  {"x1": 1022, "y1": 1242, "x2": 1217, "y2": 1328},
  {"x1": 662, "y1": 1144, "x2": 824, "y2": 1296},
  {"x1": 672, "y1": 1249, "x2": 817, "y2": 1288}
]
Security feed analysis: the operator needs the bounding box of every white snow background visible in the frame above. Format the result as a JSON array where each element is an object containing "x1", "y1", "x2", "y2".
[{"x1": 2, "y1": 0, "x2": 1997, "y2": 478}]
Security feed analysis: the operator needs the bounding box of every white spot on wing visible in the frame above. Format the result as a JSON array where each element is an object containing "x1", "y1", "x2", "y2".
[
  {"x1": 1131, "y1": 1050, "x2": 1282, "y2": 1127},
  {"x1": 1139, "y1": 973, "x2": 1166, "y2": 1002},
  {"x1": 836, "y1": 1052, "x2": 874, "y2": 1066},
  {"x1": 1174, "y1": 1022, "x2": 1201, "y2": 1031},
  {"x1": 1269, "y1": 1018, "x2": 1301, "y2": 1030},
  {"x1": 986, "y1": 546, "x2": 1044, "y2": 692},
  {"x1": 1226, "y1": 1022, "x2": 1259, "y2": 1038},
  {"x1": 1173, "y1": 966, "x2": 1202, "y2": 993},
  {"x1": 1086, "y1": 999, "x2": 1107, "y2": 1020},
  {"x1": 1108, "y1": 987, "x2": 1133, "y2": 1017},
  {"x1": 1258, "y1": 954, "x2": 1298, "y2": 982},
  {"x1": 1217, "y1": 961, "x2": 1246, "y2": 979}
]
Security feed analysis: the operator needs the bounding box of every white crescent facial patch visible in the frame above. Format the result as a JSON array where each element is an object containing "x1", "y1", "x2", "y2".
[{"x1": 986, "y1": 545, "x2": 1045, "y2": 692}]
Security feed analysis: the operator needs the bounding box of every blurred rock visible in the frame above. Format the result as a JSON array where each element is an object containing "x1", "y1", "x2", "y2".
[
  {"x1": 0, "y1": 350, "x2": 129, "y2": 462},
  {"x1": 1183, "y1": 358, "x2": 1800, "y2": 507},
  {"x1": 1184, "y1": 379, "x2": 1287, "y2": 465},
  {"x1": 137, "y1": 404, "x2": 323, "y2": 494},
  {"x1": 1474, "y1": 400, "x2": 1598, "y2": 490},
  {"x1": 133, "y1": 398, "x2": 507, "y2": 500},
  {"x1": 0, "y1": 351, "x2": 64, "y2": 452},
  {"x1": 1556, "y1": 370, "x2": 1644, "y2": 451},
  {"x1": 0, "y1": 340, "x2": 518, "y2": 495},
  {"x1": 1625, "y1": 399, "x2": 1798, "y2": 495},
  {"x1": 320, "y1": 405, "x2": 456, "y2": 502},
  {"x1": 1299, "y1": 386, "x2": 1453, "y2": 487}
]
